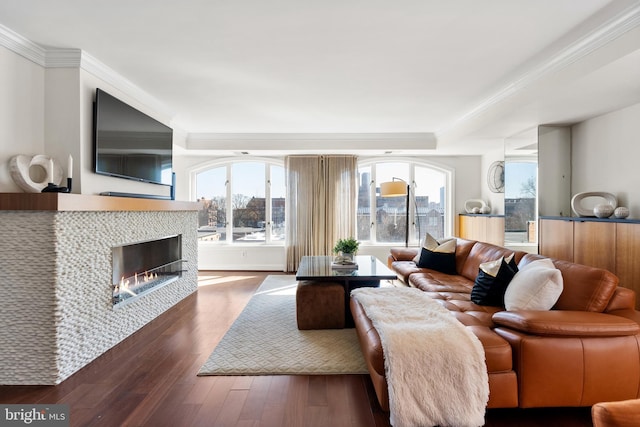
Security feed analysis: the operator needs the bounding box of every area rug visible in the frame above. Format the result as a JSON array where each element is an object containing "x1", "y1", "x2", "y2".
[{"x1": 198, "y1": 275, "x2": 368, "y2": 376}]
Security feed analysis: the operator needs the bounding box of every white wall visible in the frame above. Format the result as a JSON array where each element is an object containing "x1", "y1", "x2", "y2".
[
  {"x1": 0, "y1": 46, "x2": 45, "y2": 192},
  {"x1": 572, "y1": 102, "x2": 640, "y2": 219},
  {"x1": 538, "y1": 126, "x2": 571, "y2": 217},
  {"x1": 44, "y1": 68, "x2": 80, "y2": 190},
  {"x1": 446, "y1": 155, "x2": 483, "y2": 231},
  {"x1": 0, "y1": 46, "x2": 177, "y2": 198},
  {"x1": 481, "y1": 147, "x2": 505, "y2": 215}
]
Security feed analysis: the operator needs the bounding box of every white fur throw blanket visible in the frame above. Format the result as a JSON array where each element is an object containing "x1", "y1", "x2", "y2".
[{"x1": 351, "y1": 287, "x2": 489, "y2": 427}]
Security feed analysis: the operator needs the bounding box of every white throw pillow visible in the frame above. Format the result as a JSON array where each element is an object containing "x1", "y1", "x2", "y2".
[
  {"x1": 504, "y1": 261, "x2": 563, "y2": 311},
  {"x1": 519, "y1": 258, "x2": 555, "y2": 272}
]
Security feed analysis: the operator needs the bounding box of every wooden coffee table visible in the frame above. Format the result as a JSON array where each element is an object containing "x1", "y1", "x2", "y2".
[{"x1": 296, "y1": 255, "x2": 397, "y2": 326}]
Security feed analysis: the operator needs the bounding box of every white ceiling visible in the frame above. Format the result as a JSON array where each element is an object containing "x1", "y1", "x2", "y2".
[{"x1": 0, "y1": 0, "x2": 639, "y2": 155}]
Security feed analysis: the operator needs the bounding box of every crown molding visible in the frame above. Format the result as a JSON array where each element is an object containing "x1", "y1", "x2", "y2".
[
  {"x1": 185, "y1": 132, "x2": 438, "y2": 152},
  {"x1": 0, "y1": 24, "x2": 46, "y2": 65},
  {"x1": 78, "y1": 51, "x2": 174, "y2": 118},
  {"x1": 437, "y1": 2, "x2": 640, "y2": 138},
  {"x1": 44, "y1": 47, "x2": 82, "y2": 67},
  {"x1": 45, "y1": 48, "x2": 173, "y2": 118},
  {"x1": 0, "y1": 27, "x2": 174, "y2": 119}
]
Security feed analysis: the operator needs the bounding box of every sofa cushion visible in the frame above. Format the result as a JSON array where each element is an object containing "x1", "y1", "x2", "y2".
[
  {"x1": 466, "y1": 325, "x2": 513, "y2": 373},
  {"x1": 459, "y1": 241, "x2": 523, "y2": 282},
  {"x1": 551, "y1": 259, "x2": 620, "y2": 312},
  {"x1": 413, "y1": 234, "x2": 457, "y2": 274},
  {"x1": 391, "y1": 260, "x2": 423, "y2": 284},
  {"x1": 592, "y1": 399, "x2": 640, "y2": 427},
  {"x1": 504, "y1": 259, "x2": 563, "y2": 311},
  {"x1": 471, "y1": 255, "x2": 518, "y2": 307},
  {"x1": 409, "y1": 271, "x2": 474, "y2": 293}
]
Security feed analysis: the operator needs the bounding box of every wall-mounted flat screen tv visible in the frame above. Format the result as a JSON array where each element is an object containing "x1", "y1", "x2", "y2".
[{"x1": 93, "y1": 88, "x2": 173, "y2": 186}]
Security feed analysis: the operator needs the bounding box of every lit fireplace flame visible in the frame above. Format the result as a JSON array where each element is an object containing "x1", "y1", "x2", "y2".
[
  {"x1": 119, "y1": 276, "x2": 137, "y2": 296},
  {"x1": 117, "y1": 271, "x2": 160, "y2": 297}
]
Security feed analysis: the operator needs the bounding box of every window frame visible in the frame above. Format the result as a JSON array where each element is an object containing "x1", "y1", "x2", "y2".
[
  {"x1": 190, "y1": 156, "x2": 454, "y2": 246},
  {"x1": 190, "y1": 157, "x2": 286, "y2": 245},
  {"x1": 358, "y1": 157, "x2": 454, "y2": 245}
]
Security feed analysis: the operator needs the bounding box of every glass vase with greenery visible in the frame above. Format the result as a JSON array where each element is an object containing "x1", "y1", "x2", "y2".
[{"x1": 333, "y1": 237, "x2": 359, "y2": 263}]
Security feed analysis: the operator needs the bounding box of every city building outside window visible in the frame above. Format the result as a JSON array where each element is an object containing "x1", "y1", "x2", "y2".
[
  {"x1": 357, "y1": 160, "x2": 448, "y2": 244},
  {"x1": 194, "y1": 158, "x2": 448, "y2": 246},
  {"x1": 195, "y1": 160, "x2": 285, "y2": 244}
]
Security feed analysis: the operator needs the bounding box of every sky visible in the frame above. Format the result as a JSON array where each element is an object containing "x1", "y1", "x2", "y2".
[
  {"x1": 196, "y1": 163, "x2": 285, "y2": 200},
  {"x1": 505, "y1": 161, "x2": 537, "y2": 199},
  {"x1": 196, "y1": 161, "x2": 445, "y2": 202}
]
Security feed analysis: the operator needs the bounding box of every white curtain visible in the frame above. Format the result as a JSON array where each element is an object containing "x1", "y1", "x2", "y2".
[{"x1": 285, "y1": 155, "x2": 357, "y2": 272}]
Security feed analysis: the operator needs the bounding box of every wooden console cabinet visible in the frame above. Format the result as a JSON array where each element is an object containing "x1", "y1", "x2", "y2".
[
  {"x1": 539, "y1": 216, "x2": 640, "y2": 308},
  {"x1": 458, "y1": 214, "x2": 504, "y2": 246}
]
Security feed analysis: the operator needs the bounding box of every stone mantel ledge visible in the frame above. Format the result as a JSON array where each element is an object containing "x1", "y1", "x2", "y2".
[{"x1": 0, "y1": 193, "x2": 201, "y2": 211}]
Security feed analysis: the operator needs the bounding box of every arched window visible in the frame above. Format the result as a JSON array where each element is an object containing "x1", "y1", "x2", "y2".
[
  {"x1": 192, "y1": 159, "x2": 285, "y2": 244},
  {"x1": 357, "y1": 160, "x2": 452, "y2": 244},
  {"x1": 192, "y1": 157, "x2": 450, "y2": 246}
]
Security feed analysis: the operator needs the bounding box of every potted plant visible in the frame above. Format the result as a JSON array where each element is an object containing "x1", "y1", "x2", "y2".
[{"x1": 333, "y1": 237, "x2": 360, "y2": 264}]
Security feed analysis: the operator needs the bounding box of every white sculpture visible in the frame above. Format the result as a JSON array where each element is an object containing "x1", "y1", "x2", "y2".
[
  {"x1": 9, "y1": 154, "x2": 63, "y2": 193},
  {"x1": 571, "y1": 192, "x2": 617, "y2": 217}
]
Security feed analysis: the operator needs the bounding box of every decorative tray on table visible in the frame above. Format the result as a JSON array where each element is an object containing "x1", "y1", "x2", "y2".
[{"x1": 331, "y1": 256, "x2": 358, "y2": 270}]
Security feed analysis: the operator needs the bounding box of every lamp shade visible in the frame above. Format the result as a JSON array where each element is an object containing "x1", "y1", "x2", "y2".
[{"x1": 380, "y1": 181, "x2": 407, "y2": 197}]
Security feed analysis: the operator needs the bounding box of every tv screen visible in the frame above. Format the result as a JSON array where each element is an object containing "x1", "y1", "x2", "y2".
[{"x1": 94, "y1": 88, "x2": 173, "y2": 186}]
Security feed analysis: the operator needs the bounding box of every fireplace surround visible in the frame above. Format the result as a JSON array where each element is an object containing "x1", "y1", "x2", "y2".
[
  {"x1": 112, "y1": 234, "x2": 184, "y2": 307},
  {"x1": 0, "y1": 193, "x2": 200, "y2": 385}
]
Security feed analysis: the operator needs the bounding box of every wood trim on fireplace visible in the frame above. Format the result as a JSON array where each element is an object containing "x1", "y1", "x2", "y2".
[{"x1": 0, "y1": 193, "x2": 201, "y2": 211}]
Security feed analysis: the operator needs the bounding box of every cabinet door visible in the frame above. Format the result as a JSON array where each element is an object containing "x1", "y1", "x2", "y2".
[
  {"x1": 458, "y1": 215, "x2": 483, "y2": 241},
  {"x1": 458, "y1": 215, "x2": 472, "y2": 239},
  {"x1": 473, "y1": 216, "x2": 487, "y2": 242},
  {"x1": 573, "y1": 221, "x2": 616, "y2": 272},
  {"x1": 616, "y1": 223, "x2": 640, "y2": 309},
  {"x1": 486, "y1": 217, "x2": 505, "y2": 246},
  {"x1": 539, "y1": 219, "x2": 574, "y2": 262},
  {"x1": 458, "y1": 215, "x2": 488, "y2": 242}
]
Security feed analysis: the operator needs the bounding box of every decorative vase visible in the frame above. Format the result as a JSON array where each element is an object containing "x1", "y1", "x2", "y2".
[
  {"x1": 339, "y1": 252, "x2": 354, "y2": 264},
  {"x1": 571, "y1": 192, "x2": 617, "y2": 217},
  {"x1": 614, "y1": 207, "x2": 630, "y2": 219},
  {"x1": 593, "y1": 204, "x2": 614, "y2": 218}
]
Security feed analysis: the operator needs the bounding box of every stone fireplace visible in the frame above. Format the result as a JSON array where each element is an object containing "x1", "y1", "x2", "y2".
[
  {"x1": 112, "y1": 234, "x2": 184, "y2": 307},
  {"x1": 0, "y1": 193, "x2": 200, "y2": 385}
]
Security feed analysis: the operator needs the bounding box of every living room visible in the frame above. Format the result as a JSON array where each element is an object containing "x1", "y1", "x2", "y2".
[{"x1": 1, "y1": 1, "x2": 640, "y2": 426}]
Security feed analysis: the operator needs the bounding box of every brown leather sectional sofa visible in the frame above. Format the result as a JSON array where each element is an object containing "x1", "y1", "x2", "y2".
[{"x1": 350, "y1": 238, "x2": 640, "y2": 411}]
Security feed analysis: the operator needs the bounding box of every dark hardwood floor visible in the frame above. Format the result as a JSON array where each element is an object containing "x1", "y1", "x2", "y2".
[{"x1": 0, "y1": 271, "x2": 593, "y2": 426}]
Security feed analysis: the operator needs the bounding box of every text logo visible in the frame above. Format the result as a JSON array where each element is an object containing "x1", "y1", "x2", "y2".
[{"x1": 1, "y1": 405, "x2": 69, "y2": 426}]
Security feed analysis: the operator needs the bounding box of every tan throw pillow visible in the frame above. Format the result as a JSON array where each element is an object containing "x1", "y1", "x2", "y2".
[{"x1": 504, "y1": 259, "x2": 563, "y2": 311}]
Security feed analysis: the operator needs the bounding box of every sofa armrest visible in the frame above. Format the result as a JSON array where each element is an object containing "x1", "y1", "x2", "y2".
[
  {"x1": 605, "y1": 287, "x2": 637, "y2": 312},
  {"x1": 492, "y1": 310, "x2": 640, "y2": 337},
  {"x1": 350, "y1": 297, "x2": 385, "y2": 377},
  {"x1": 592, "y1": 399, "x2": 640, "y2": 427},
  {"x1": 389, "y1": 247, "x2": 419, "y2": 263}
]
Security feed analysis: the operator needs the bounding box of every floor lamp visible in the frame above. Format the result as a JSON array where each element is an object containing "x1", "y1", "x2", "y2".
[{"x1": 380, "y1": 178, "x2": 409, "y2": 247}]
